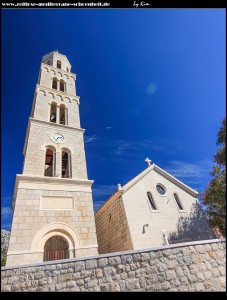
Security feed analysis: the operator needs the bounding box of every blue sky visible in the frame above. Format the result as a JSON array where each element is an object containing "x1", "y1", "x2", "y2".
[{"x1": 1, "y1": 9, "x2": 226, "y2": 231}]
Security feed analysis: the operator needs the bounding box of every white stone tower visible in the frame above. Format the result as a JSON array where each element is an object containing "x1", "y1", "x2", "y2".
[{"x1": 6, "y1": 51, "x2": 98, "y2": 266}]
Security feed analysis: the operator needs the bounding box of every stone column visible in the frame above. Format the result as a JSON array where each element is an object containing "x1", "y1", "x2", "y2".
[
  {"x1": 55, "y1": 150, "x2": 61, "y2": 178},
  {"x1": 56, "y1": 105, "x2": 60, "y2": 124}
]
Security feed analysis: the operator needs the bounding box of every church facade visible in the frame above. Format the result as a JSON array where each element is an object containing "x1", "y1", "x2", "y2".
[
  {"x1": 6, "y1": 51, "x2": 98, "y2": 266},
  {"x1": 95, "y1": 159, "x2": 215, "y2": 254}
]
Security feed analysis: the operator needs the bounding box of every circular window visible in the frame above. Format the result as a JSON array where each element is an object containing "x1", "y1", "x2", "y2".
[{"x1": 156, "y1": 184, "x2": 166, "y2": 195}]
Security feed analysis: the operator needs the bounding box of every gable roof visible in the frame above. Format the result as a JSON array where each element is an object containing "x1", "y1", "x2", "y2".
[
  {"x1": 95, "y1": 163, "x2": 199, "y2": 215},
  {"x1": 123, "y1": 163, "x2": 199, "y2": 197}
]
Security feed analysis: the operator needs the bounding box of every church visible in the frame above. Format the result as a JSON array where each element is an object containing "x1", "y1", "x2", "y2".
[
  {"x1": 6, "y1": 51, "x2": 214, "y2": 266},
  {"x1": 95, "y1": 158, "x2": 215, "y2": 254}
]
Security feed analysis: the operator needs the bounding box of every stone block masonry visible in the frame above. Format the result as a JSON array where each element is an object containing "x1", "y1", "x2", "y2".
[{"x1": 1, "y1": 239, "x2": 226, "y2": 292}]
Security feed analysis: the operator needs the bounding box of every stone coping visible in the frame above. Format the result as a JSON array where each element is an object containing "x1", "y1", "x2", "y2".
[{"x1": 2, "y1": 238, "x2": 225, "y2": 271}]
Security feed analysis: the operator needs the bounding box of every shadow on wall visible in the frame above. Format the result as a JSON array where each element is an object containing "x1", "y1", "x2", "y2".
[{"x1": 168, "y1": 203, "x2": 216, "y2": 244}]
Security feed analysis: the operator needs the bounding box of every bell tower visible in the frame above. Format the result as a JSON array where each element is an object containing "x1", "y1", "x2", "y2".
[{"x1": 6, "y1": 51, "x2": 98, "y2": 266}]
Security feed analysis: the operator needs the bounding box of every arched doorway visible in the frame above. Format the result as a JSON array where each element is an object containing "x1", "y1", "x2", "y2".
[{"x1": 43, "y1": 235, "x2": 69, "y2": 262}]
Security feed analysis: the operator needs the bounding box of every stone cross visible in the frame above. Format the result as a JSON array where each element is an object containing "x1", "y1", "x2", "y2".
[{"x1": 145, "y1": 157, "x2": 152, "y2": 167}]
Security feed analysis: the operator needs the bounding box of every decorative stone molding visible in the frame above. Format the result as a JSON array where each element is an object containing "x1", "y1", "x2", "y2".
[
  {"x1": 41, "y1": 63, "x2": 76, "y2": 80},
  {"x1": 36, "y1": 85, "x2": 79, "y2": 105},
  {"x1": 29, "y1": 117, "x2": 85, "y2": 133},
  {"x1": 31, "y1": 222, "x2": 81, "y2": 252}
]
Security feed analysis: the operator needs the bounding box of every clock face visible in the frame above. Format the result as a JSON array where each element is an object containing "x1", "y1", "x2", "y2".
[
  {"x1": 156, "y1": 184, "x2": 166, "y2": 195},
  {"x1": 53, "y1": 133, "x2": 64, "y2": 143}
]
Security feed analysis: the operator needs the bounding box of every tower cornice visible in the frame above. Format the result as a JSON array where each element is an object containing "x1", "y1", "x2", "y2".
[
  {"x1": 29, "y1": 117, "x2": 85, "y2": 133},
  {"x1": 41, "y1": 63, "x2": 76, "y2": 80},
  {"x1": 36, "y1": 85, "x2": 80, "y2": 105},
  {"x1": 12, "y1": 174, "x2": 94, "y2": 210}
]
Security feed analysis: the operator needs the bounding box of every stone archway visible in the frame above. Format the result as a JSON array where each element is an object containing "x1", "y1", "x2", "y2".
[
  {"x1": 43, "y1": 235, "x2": 69, "y2": 262},
  {"x1": 31, "y1": 222, "x2": 81, "y2": 259}
]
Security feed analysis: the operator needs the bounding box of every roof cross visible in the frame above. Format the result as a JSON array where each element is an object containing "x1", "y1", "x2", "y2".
[{"x1": 145, "y1": 157, "x2": 152, "y2": 167}]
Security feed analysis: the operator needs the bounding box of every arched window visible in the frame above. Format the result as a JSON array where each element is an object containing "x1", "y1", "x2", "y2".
[
  {"x1": 66, "y1": 67, "x2": 69, "y2": 72},
  {"x1": 60, "y1": 104, "x2": 67, "y2": 125},
  {"x1": 52, "y1": 78, "x2": 58, "y2": 90},
  {"x1": 173, "y1": 193, "x2": 184, "y2": 210},
  {"x1": 147, "y1": 192, "x2": 157, "y2": 210},
  {"x1": 44, "y1": 147, "x2": 55, "y2": 177},
  {"x1": 46, "y1": 60, "x2": 51, "y2": 66},
  {"x1": 60, "y1": 80, "x2": 65, "y2": 92},
  {"x1": 50, "y1": 102, "x2": 57, "y2": 123},
  {"x1": 61, "y1": 149, "x2": 71, "y2": 178},
  {"x1": 43, "y1": 235, "x2": 69, "y2": 262},
  {"x1": 57, "y1": 60, "x2": 61, "y2": 69}
]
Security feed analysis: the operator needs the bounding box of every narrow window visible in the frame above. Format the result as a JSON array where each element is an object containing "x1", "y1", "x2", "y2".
[
  {"x1": 50, "y1": 102, "x2": 57, "y2": 123},
  {"x1": 52, "y1": 78, "x2": 57, "y2": 90},
  {"x1": 66, "y1": 67, "x2": 69, "y2": 72},
  {"x1": 62, "y1": 149, "x2": 71, "y2": 178},
  {"x1": 57, "y1": 60, "x2": 61, "y2": 69},
  {"x1": 46, "y1": 60, "x2": 51, "y2": 66},
  {"x1": 60, "y1": 80, "x2": 65, "y2": 92},
  {"x1": 174, "y1": 193, "x2": 184, "y2": 210},
  {"x1": 147, "y1": 192, "x2": 157, "y2": 210},
  {"x1": 44, "y1": 148, "x2": 55, "y2": 177},
  {"x1": 60, "y1": 104, "x2": 66, "y2": 125}
]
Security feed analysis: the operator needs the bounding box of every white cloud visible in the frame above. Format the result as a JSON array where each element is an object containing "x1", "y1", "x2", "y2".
[
  {"x1": 92, "y1": 184, "x2": 116, "y2": 198},
  {"x1": 105, "y1": 126, "x2": 112, "y2": 130},
  {"x1": 86, "y1": 136, "x2": 164, "y2": 158},
  {"x1": 164, "y1": 159, "x2": 212, "y2": 181},
  {"x1": 93, "y1": 200, "x2": 107, "y2": 211},
  {"x1": 114, "y1": 143, "x2": 137, "y2": 155},
  {"x1": 146, "y1": 82, "x2": 158, "y2": 96},
  {"x1": 92, "y1": 184, "x2": 117, "y2": 212},
  {"x1": 115, "y1": 147, "x2": 124, "y2": 155},
  {"x1": 84, "y1": 135, "x2": 97, "y2": 143}
]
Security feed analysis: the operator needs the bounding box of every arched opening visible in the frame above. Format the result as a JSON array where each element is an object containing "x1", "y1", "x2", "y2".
[
  {"x1": 57, "y1": 60, "x2": 61, "y2": 69},
  {"x1": 46, "y1": 60, "x2": 51, "y2": 65},
  {"x1": 60, "y1": 80, "x2": 65, "y2": 92},
  {"x1": 44, "y1": 148, "x2": 55, "y2": 177},
  {"x1": 52, "y1": 78, "x2": 58, "y2": 90},
  {"x1": 62, "y1": 149, "x2": 71, "y2": 178},
  {"x1": 31, "y1": 222, "x2": 81, "y2": 259},
  {"x1": 43, "y1": 235, "x2": 69, "y2": 262},
  {"x1": 173, "y1": 193, "x2": 184, "y2": 211},
  {"x1": 147, "y1": 192, "x2": 157, "y2": 210},
  {"x1": 60, "y1": 104, "x2": 66, "y2": 125},
  {"x1": 66, "y1": 67, "x2": 69, "y2": 72},
  {"x1": 50, "y1": 102, "x2": 57, "y2": 123}
]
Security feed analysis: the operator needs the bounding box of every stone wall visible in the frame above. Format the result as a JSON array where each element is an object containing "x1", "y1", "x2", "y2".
[
  {"x1": 95, "y1": 196, "x2": 133, "y2": 254},
  {"x1": 7, "y1": 183, "x2": 98, "y2": 266},
  {"x1": 1, "y1": 239, "x2": 225, "y2": 292}
]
